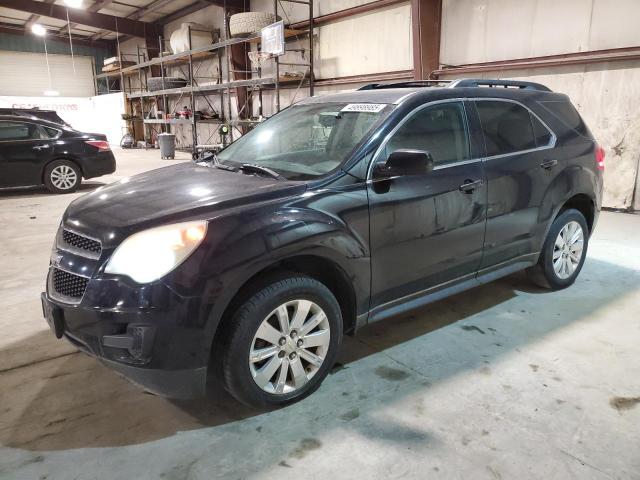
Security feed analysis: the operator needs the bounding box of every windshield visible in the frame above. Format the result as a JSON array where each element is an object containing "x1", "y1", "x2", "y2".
[{"x1": 217, "y1": 102, "x2": 390, "y2": 180}]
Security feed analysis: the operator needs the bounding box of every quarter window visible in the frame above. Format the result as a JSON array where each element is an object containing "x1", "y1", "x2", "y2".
[
  {"x1": 42, "y1": 126, "x2": 61, "y2": 138},
  {"x1": 385, "y1": 102, "x2": 470, "y2": 166},
  {"x1": 531, "y1": 114, "x2": 552, "y2": 147},
  {"x1": 475, "y1": 101, "x2": 538, "y2": 156}
]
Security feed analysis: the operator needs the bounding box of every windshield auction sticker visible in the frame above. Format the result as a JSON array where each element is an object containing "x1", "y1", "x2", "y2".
[{"x1": 341, "y1": 103, "x2": 387, "y2": 113}]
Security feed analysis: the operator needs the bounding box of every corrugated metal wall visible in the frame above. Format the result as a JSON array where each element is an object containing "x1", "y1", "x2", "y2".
[
  {"x1": 0, "y1": 50, "x2": 95, "y2": 97},
  {"x1": 0, "y1": 32, "x2": 112, "y2": 98},
  {"x1": 0, "y1": 32, "x2": 111, "y2": 72}
]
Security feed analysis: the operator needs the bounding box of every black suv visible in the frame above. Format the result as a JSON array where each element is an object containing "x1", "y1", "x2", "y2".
[{"x1": 41, "y1": 79, "x2": 603, "y2": 407}]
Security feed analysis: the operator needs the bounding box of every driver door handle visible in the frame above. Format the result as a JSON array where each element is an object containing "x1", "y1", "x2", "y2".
[
  {"x1": 33, "y1": 144, "x2": 50, "y2": 150},
  {"x1": 459, "y1": 179, "x2": 483, "y2": 193}
]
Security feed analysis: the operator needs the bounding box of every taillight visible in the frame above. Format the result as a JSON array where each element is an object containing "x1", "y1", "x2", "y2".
[
  {"x1": 595, "y1": 145, "x2": 605, "y2": 171},
  {"x1": 85, "y1": 140, "x2": 111, "y2": 152}
]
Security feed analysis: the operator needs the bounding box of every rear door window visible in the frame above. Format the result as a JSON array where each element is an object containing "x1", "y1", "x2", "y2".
[
  {"x1": 0, "y1": 121, "x2": 46, "y2": 141},
  {"x1": 475, "y1": 101, "x2": 538, "y2": 156}
]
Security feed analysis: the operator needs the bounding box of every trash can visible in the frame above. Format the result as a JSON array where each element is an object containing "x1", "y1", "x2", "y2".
[{"x1": 158, "y1": 133, "x2": 176, "y2": 159}]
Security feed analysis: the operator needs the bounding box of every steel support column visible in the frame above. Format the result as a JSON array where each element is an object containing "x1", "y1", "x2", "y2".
[{"x1": 411, "y1": 0, "x2": 442, "y2": 80}]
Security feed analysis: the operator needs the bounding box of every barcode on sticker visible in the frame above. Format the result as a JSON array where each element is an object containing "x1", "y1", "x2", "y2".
[{"x1": 341, "y1": 103, "x2": 387, "y2": 113}]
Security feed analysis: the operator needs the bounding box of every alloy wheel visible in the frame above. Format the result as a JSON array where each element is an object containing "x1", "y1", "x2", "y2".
[
  {"x1": 249, "y1": 299, "x2": 331, "y2": 395},
  {"x1": 50, "y1": 165, "x2": 78, "y2": 190},
  {"x1": 552, "y1": 220, "x2": 584, "y2": 279}
]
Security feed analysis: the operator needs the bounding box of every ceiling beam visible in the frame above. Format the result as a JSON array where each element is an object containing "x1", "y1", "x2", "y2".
[
  {"x1": 89, "y1": 0, "x2": 175, "y2": 40},
  {"x1": 0, "y1": 21, "x2": 114, "y2": 48},
  {"x1": 155, "y1": 0, "x2": 243, "y2": 25},
  {"x1": 0, "y1": 0, "x2": 162, "y2": 37},
  {"x1": 130, "y1": 0, "x2": 177, "y2": 20},
  {"x1": 24, "y1": 0, "x2": 56, "y2": 30},
  {"x1": 56, "y1": 0, "x2": 114, "y2": 35},
  {"x1": 88, "y1": 0, "x2": 115, "y2": 13}
]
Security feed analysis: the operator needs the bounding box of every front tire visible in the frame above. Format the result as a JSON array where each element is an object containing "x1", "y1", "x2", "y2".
[
  {"x1": 221, "y1": 276, "x2": 343, "y2": 408},
  {"x1": 527, "y1": 208, "x2": 589, "y2": 290},
  {"x1": 44, "y1": 160, "x2": 81, "y2": 193}
]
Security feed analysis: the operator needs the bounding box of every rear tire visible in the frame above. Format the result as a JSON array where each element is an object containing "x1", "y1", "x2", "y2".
[
  {"x1": 221, "y1": 275, "x2": 342, "y2": 408},
  {"x1": 44, "y1": 160, "x2": 81, "y2": 194},
  {"x1": 527, "y1": 208, "x2": 589, "y2": 290}
]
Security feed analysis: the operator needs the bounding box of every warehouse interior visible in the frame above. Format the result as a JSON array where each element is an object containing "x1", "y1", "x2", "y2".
[{"x1": 0, "y1": 1, "x2": 639, "y2": 479}]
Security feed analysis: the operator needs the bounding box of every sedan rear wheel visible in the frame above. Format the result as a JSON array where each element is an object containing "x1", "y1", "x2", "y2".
[{"x1": 44, "y1": 160, "x2": 81, "y2": 193}]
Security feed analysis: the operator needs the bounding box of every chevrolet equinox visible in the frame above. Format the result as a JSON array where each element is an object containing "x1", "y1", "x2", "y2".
[{"x1": 42, "y1": 79, "x2": 603, "y2": 407}]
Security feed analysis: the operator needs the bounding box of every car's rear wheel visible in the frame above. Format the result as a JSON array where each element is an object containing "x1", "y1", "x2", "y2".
[
  {"x1": 44, "y1": 160, "x2": 81, "y2": 193},
  {"x1": 527, "y1": 208, "x2": 589, "y2": 290},
  {"x1": 221, "y1": 275, "x2": 342, "y2": 408}
]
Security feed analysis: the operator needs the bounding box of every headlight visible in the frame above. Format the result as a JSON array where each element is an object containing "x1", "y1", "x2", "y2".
[{"x1": 104, "y1": 221, "x2": 207, "y2": 283}]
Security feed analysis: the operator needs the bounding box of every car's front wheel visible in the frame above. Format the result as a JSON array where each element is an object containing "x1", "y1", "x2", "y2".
[
  {"x1": 527, "y1": 208, "x2": 589, "y2": 290},
  {"x1": 221, "y1": 275, "x2": 343, "y2": 408},
  {"x1": 44, "y1": 160, "x2": 81, "y2": 193}
]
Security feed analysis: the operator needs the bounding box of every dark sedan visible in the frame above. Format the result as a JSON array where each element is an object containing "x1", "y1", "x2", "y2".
[{"x1": 0, "y1": 114, "x2": 116, "y2": 193}]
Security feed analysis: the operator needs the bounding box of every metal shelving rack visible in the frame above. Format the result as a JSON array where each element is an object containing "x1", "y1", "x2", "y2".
[{"x1": 94, "y1": 0, "x2": 314, "y2": 157}]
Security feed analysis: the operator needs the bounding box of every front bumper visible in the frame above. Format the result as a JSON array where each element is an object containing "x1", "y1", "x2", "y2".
[{"x1": 41, "y1": 274, "x2": 210, "y2": 398}]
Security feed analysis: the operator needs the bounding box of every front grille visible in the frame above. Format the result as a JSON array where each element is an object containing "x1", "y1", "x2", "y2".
[
  {"x1": 61, "y1": 229, "x2": 102, "y2": 256},
  {"x1": 52, "y1": 268, "x2": 89, "y2": 300}
]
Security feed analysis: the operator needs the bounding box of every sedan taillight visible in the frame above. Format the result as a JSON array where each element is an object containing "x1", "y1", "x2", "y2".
[
  {"x1": 85, "y1": 140, "x2": 111, "y2": 152},
  {"x1": 595, "y1": 145, "x2": 605, "y2": 171}
]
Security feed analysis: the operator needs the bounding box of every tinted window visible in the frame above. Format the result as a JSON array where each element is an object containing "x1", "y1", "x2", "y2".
[
  {"x1": 0, "y1": 121, "x2": 45, "y2": 141},
  {"x1": 531, "y1": 114, "x2": 552, "y2": 147},
  {"x1": 43, "y1": 126, "x2": 60, "y2": 138},
  {"x1": 538, "y1": 100, "x2": 590, "y2": 138},
  {"x1": 476, "y1": 101, "x2": 536, "y2": 156},
  {"x1": 386, "y1": 102, "x2": 470, "y2": 165}
]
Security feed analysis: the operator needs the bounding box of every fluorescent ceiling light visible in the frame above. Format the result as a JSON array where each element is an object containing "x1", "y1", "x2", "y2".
[
  {"x1": 64, "y1": 0, "x2": 83, "y2": 7},
  {"x1": 44, "y1": 90, "x2": 60, "y2": 96},
  {"x1": 31, "y1": 24, "x2": 47, "y2": 36}
]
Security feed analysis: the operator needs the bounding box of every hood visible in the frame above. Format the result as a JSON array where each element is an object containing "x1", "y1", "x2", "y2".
[{"x1": 64, "y1": 162, "x2": 304, "y2": 239}]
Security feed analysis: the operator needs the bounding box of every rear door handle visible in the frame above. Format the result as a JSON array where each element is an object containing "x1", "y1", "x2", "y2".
[
  {"x1": 459, "y1": 179, "x2": 483, "y2": 193},
  {"x1": 540, "y1": 159, "x2": 558, "y2": 170},
  {"x1": 33, "y1": 144, "x2": 50, "y2": 151}
]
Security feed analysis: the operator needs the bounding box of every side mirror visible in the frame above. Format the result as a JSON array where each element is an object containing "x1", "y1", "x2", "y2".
[{"x1": 373, "y1": 149, "x2": 434, "y2": 178}]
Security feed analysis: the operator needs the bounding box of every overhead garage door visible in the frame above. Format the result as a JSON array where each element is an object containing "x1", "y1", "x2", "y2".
[{"x1": 0, "y1": 51, "x2": 95, "y2": 97}]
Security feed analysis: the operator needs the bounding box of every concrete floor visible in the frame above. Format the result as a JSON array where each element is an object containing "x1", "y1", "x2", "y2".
[{"x1": 0, "y1": 148, "x2": 639, "y2": 479}]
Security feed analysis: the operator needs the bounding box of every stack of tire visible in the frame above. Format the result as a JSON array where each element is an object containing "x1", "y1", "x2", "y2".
[
  {"x1": 147, "y1": 77, "x2": 188, "y2": 92},
  {"x1": 229, "y1": 12, "x2": 279, "y2": 37}
]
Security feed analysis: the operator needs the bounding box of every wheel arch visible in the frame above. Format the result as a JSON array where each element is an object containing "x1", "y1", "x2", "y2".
[
  {"x1": 42, "y1": 157, "x2": 85, "y2": 184},
  {"x1": 557, "y1": 193, "x2": 595, "y2": 233},
  {"x1": 214, "y1": 254, "x2": 358, "y2": 343}
]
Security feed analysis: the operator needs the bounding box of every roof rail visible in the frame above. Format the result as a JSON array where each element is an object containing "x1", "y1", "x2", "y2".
[
  {"x1": 447, "y1": 78, "x2": 552, "y2": 92},
  {"x1": 357, "y1": 80, "x2": 451, "y2": 90}
]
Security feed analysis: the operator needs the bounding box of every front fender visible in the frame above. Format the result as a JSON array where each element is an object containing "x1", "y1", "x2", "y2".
[{"x1": 164, "y1": 185, "x2": 371, "y2": 343}]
